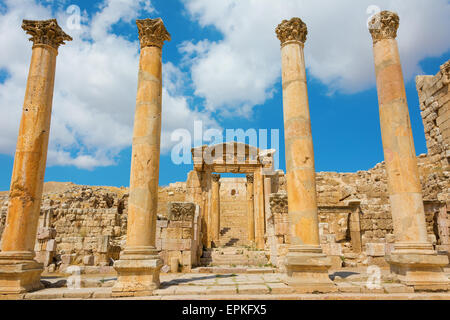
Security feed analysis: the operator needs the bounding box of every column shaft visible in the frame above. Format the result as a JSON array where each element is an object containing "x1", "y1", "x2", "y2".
[
  {"x1": 210, "y1": 174, "x2": 221, "y2": 247},
  {"x1": 254, "y1": 169, "x2": 265, "y2": 249},
  {"x1": 373, "y1": 37, "x2": 428, "y2": 248},
  {"x1": 202, "y1": 171, "x2": 211, "y2": 248},
  {"x1": 281, "y1": 41, "x2": 320, "y2": 249},
  {"x1": 1, "y1": 46, "x2": 57, "y2": 254},
  {"x1": 125, "y1": 45, "x2": 162, "y2": 250},
  {"x1": 246, "y1": 174, "x2": 255, "y2": 245}
]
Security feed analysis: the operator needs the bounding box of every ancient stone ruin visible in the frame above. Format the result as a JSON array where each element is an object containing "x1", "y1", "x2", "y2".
[{"x1": 0, "y1": 12, "x2": 448, "y2": 299}]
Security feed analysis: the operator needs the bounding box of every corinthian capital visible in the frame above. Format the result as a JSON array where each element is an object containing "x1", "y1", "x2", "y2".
[
  {"x1": 246, "y1": 174, "x2": 254, "y2": 184},
  {"x1": 368, "y1": 11, "x2": 400, "y2": 44},
  {"x1": 212, "y1": 174, "x2": 221, "y2": 183},
  {"x1": 22, "y1": 19, "x2": 72, "y2": 50},
  {"x1": 275, "y1": 17, "x2": 307, "y2": 45},
  {"x1": 136, "y1": 18, "x2": 171, "y2": 49}
]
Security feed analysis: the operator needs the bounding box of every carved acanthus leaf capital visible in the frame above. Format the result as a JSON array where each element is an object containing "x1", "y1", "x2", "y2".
[
  {"x1": 136, "y1": 18, "x2": 171, "y2": 49},
  {"x1": 276, "y1": 17, "x2": 307, "y2": 45},
  {"x1": 269, "y1": 193, "x2": 288, "y2": 214},
  {"x1": 246, "y1": 174, "x2": 254, "y2": 184},
  {"x1": 368, "y1": 11, "x2": 400, "y2": 44},
  {"x1": 168, "y1": 202, "x2": 195, "y2": 222},
  {"x1": 22, "y1": 19, "x2": 72, "y2": 50}
]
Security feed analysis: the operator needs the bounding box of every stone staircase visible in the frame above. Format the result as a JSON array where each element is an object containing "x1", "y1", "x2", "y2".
[
  {"x1": 219, "y1": 201, "x2": 248, "y2": 247},
  {"x1": 200, "y1": 247, "x2": 269, "y2": 268}
]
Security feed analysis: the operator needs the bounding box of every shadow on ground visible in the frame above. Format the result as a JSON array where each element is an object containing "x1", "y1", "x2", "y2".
[
  {"x1": 329, "y1": 271, "x2": 360, "y2": 281},
  {"x1": 161, "y1": 274, "x2": 237, "y2": 288}
]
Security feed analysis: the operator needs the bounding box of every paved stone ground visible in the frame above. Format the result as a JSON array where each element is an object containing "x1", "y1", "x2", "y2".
[{"x1": 2, "y1": 268, "x2": 449, "y2": 300}]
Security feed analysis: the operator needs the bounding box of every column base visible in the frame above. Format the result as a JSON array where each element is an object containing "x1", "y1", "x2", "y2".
[
  {"x1": 284, "y1": 245, "x2": 337, "y2": 293},
  {"x1": 386, "y1": 248, "x2": 449, "y2": 292},
  {"x1": 0, "y1": 251, "x2": 44, "y2": 297},
  {"x1": 112, "y1": 247, "x2": 162, "y2": 297}
]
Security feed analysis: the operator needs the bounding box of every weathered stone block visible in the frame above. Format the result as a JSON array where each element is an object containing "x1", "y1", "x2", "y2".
[
  {"x1": 166, "y1": 227, "x2": 183, "y2": 239},
  {"x1": 83, "y1": 255, "x2": 94, "y2": 266},
  {"x1": 156, "y1": 220, "x2": 168, "y2": 228},
  {"x1": 162, "y1": 239, "x2": 191, "y2": 251},
  {"x1": 168, "y1": 221, "x2": 183, "y2": 228},
  {"x1": 61, "y1": 254, "x2": 75, "y2": 265},
  {"x1": 181, "y1": 251, "x2": 192, "y2": 266},
  {"x1": 46, "y1": 239, "x2": 56, "y2": 252},
  {"x1": 366, "y1": 243, "x2": 386, "y2": 257},
  {"x1": 37, "y1": 228, "x2": 56, "y2": 240}
]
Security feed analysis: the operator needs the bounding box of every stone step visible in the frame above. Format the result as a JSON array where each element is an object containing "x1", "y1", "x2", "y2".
[
  {"x1": 201, "y1": 247, "x2": 269, "y2": 267},
  {"x1": 205, "y1": 258, "x2": 268, "y2": 267},
  {"x1": 191, "y1": 267, "x2": 276, "y2": 274}
]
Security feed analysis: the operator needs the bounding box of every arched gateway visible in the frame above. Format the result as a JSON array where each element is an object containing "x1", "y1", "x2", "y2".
[{"x1": 186, "y1": 142, "x2": 276, "y2": 250}]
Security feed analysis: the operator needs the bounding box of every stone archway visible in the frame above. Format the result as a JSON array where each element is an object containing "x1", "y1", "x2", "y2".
[{"x1": 186, "y1": 142, "x2": 275, "y2": 250}]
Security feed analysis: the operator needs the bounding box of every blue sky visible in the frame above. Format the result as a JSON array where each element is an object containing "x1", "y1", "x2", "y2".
[{"x1": 0, "y1": 0, "x2": 449, "y2": 190}]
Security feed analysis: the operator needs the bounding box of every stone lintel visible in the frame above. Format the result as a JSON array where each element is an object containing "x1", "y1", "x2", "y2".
[{"x1": 22, "y1": 19, "x2": 72, "y2": 50}]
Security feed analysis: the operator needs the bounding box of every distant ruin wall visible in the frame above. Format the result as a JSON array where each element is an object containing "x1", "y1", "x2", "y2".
[
  {"x1": 0, "y1": 182, "x2": 190, "y2": 272},
  {"x1": 0, "y1": 151, "x2": 447, "y2": 272},
  {"x1": 269, "y1": 153, "x2": 449, "y2": 269},
  {"x1": 416, "y1": 60, "x2": 450, "y2": 169}
]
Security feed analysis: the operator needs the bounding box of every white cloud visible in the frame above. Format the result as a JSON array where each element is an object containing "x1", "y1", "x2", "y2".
[
  {"x1": 0, "y1": 0, "x2": 218, "y2": 170},
  {"x1": 181, "y1": 0, "x2": 450, "y2": 115}
]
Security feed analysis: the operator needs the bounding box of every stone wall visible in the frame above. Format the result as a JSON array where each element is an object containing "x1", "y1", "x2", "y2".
[
  {"x1": 0, "y1": 182, "x2": 191, "y2": 273},
  {"x1": 416, "y1": 59, "x2": 450, "y2": 255},
  {"x1": 416, "y1": 60, "x2": 450, "y2": 169},
  {"x1": 269, "y1": 153, "x2": 449, "y2": 269},
  {"x1": 0, "y1": 149, "x2": 447, "y2": 272},
  {"x1": 156, "y1": 202, "x2": 201, "y2": 272}
]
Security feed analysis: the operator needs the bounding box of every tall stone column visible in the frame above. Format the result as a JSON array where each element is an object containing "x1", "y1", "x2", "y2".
[
  {"x1": 246, "y1": 174, "x2": 255, "y2": 245},
  {"x1": 203, "y1": 171, "x2": 212, "y2": 248},
  {"x1": 0, "y1": 19, "x2": 71, "y2": 296},
  {"x1": 254, "y1": 169, "x2": 265, "y2": 249},
  {"x1": 264, "y1": 176, "x2": 272, "y2": 230},
  {"x1": 276, "y1": 18, "x2": 336, "y2": 292},
  {"x1": 112, "y1": 18, "x2": 171, "y2": 297},
  {"x1": 369, "y1": 11, "x2": 449, "y2": 291},
  {"x1": 210, "y1": 174, "x2": 221, "y2": 247}
]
